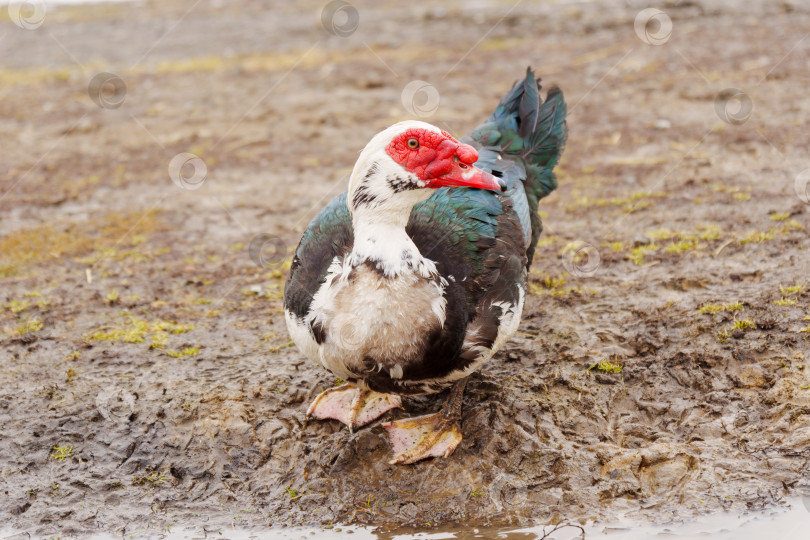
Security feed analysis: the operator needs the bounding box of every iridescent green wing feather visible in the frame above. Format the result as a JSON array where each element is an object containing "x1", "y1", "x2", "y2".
[{"x1": 465, "y1": 67, "x2": 568, "y2": 266}]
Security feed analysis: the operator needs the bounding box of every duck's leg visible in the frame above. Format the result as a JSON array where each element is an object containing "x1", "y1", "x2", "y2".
[
  {"x1": 382, "y1": 377, "x2": 468, "y2": 465},
  {"x1": 307, "y1": 383, "x2": 402, "y2": 433}
]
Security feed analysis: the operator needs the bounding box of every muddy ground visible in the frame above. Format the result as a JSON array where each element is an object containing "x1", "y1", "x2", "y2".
[{"x1": 2, "y1": 0, "x2": 810, "y2": 536}]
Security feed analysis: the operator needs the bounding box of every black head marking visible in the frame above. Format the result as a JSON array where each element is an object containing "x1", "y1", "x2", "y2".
[
  {"x1": 387, "y1": 174, "x2": 419, "y2": 193},
  {"x1": 352, "y1": 182, "x2": 379, "y2": 209},
  {"x1": 352, "y1": 161, "x2": 383, "y2": 210}
]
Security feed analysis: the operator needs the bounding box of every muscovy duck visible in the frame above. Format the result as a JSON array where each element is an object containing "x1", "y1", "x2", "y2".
[{"x1": 284, "y1": 68, "x2": 567, "y2": 464}]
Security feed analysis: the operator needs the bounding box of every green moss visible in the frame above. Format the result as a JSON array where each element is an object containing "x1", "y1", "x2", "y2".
[
  {"x1": 640, "y1": 225, "x2": 722, "y2": 258},
  {"x1": 154, "y1": 321, "x2": 194, "y2": 334},
  {"x1": 665, "y1": 239, "x2": 702, "y2": 254},
  {"x1": 732, "y1": 319, "x2": 755, "y2": 331},
  {"x1": 628, "y1": 244, "x2": 657, "y2": 265},
  {"x1": 132, "y1": 471, "x2": 167, "y2": 487},
  {"x1": 149, "y1": 332, "x2": 168, "y2": 350},
  {"x1": 740, "y1": 221, "x2": 803, "y2": 245},
  {"x1": 167, "y1": 346, "x2": 199, "y2": 358},
  {"x1": 285, "y1": 486, "x2": 302, "y2": 501},
  {"x1": 773, "y1": 297, "x2": 798, "y2": 306},
  {"x1": 6, "y1": 299, "x2": 31, "y2": 313},
  {"x1": 535, "y1": 235, "x2": 560, "y2": 248},
  {"x1": 87, "y1": 315, "x2": 193, "y2": 347},
  {"x1": 776, "y1": 219, "x2": 803, "y2": 233},
  {"x1": 647, "y1": 228, "x2": 678, "y2": 241},
  {"x1": 0, "y1": 210, "x2": 162, "y2": 278},
  {"x1": 566, "y1": 190, "x2": 665, "y2": 213},
  {"x1": 699, "y1": 302, "x2": 743, "y2": 314},
  {"x1": 589, "y1": 358, "x2": 623, "y2": 374},
  {"x1": 542, "y1": 273, "x2": 566, "y2": 289},
  {"x1": 695, "y1": 224, "x2": 722, "y2": 241},
  {"x1": 5, "y1": 318, "x2": 43, "y2": 337},
  {"x1": 89, "y1": 317, "x2": 149, "y2": 343},
  {"x1": 740, "y1": 230, "x2": 774, "y2": 244},
  {"x1": 780, "y1": 284, "x2": 804, "y2": 295},
  {"x1": 528, "y1": 272, "x2": 596, "y2": 298},
  {"x1": 51, "y1": 444, "x2": 73, "y2": 461}
]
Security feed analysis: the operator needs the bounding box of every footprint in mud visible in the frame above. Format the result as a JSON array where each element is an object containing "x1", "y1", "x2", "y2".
[
  {"x1": 601, "y1": 443, "x2": 699, "y2": 500},
  {"x1": 637, "y1": 452, "x2": 699, "y2": 497}
]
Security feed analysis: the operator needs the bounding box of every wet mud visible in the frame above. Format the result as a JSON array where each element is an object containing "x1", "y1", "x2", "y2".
[{"x1": 1, "y1": 0, "x2": 809, "y2": 536}]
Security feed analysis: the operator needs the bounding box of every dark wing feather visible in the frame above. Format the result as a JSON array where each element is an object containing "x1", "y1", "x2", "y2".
[
  {"x1": 283, "y1": 192, "x2": 353, "y2": 321},
  {"x1": 390, "y1": 188, "x2": 525, "y2": 387},
  {"x1": 465, "y1": 67, "x2": 568, "y2": 266}
]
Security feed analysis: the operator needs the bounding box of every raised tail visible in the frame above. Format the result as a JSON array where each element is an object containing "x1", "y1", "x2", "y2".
[{"x1": 467, "y1": 67, "x2": 567, "y2": 266}]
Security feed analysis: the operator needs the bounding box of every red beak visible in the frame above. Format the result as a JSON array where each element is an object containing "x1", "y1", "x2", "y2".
[
  {"x1": 424, "y1": 140, "x2": 506, "y2": 192},
  {"x1": 430, "y1": 164, "x2": 506, "y2": 192}
]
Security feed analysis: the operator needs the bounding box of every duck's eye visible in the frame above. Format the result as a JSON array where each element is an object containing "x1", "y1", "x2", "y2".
[{"x1": 407, "y1": 138, "x2": 419, "y2": 149}]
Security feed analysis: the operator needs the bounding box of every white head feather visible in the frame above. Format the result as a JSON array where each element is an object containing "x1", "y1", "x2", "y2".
[
  {"x1": 345, "y1": 121, "x2": 444, "y2": 277},
  {"x1": 347, "y1": 121, "x2": 444, "y2": 221}
]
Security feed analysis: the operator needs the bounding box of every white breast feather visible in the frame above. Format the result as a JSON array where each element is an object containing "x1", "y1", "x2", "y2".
[{"x1": 291, "y1": 258, "x2": 448, "y2": 380}]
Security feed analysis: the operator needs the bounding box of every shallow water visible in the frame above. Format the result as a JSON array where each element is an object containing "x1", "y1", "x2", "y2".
[
  {"x1": 294, "y1": 498, "x2": 810, "y2": 540},
  {"x1": 6, "y1": 497, "x2": 803, "y2": 539},
  {"x1": 241, "y1": 498, "x2": 810, "y2": 539}
]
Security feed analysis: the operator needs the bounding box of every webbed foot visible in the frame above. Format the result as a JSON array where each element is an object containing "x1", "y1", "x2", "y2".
[
  {"x1": 382, "y1": 412, "x2": 463, "y2": 464},
  {"x1": 307, "y1": 384, "x2": 401, "y2": 433},
  {"x1": 381, "y1": 377, "x2": 468, "y2": 465}
]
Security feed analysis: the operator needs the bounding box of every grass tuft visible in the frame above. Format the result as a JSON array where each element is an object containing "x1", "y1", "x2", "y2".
[
  {"x1": 628, "y1": 244, "x2": 657, "y2": 265},
  {"x1": 779, "y1": 284, "x2": 804, "y2": 295},
  {"x1": 51, "y1": 444, "x2": 73, "y2": 461},
  {"x1": 588, "y1": 357, "x2": 623, "y2": 374},
  {"x1": 132, "y1": 471, "x2": 167, "y2": 487},
  {"x1": 167, "y1": 346, "x2": 199, "y2": 358},
  {"x1": 732, "y1": 319, "x2": 755, "y2": 331},
  {"x1": 699, "y1": 302, "x2": 743, "y2": 314}
]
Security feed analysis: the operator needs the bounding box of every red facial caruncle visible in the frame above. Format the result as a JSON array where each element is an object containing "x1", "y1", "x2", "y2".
[{"x1": 385, "y1": 128, "x2": 505, "y2": 192}]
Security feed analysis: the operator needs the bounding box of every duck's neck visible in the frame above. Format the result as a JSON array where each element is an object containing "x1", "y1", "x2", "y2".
[{"x1": 349, "y1": 193, "x2": 436, "y2": 279}]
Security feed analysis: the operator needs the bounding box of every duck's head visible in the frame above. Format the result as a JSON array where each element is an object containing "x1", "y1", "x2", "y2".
[{"x1": 347, "y1": 121, "x2": 505, "y2": 221}]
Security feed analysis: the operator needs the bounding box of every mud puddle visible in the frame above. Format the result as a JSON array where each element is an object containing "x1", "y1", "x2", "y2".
[{"x1": 3, "y1": 497, "x2": 809, "y2": 539}]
